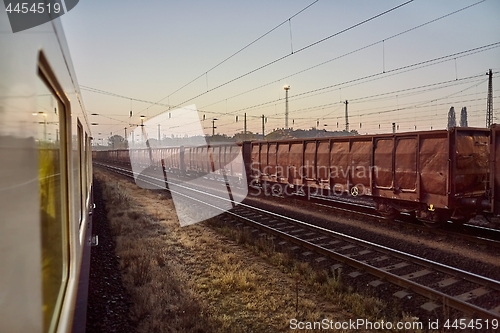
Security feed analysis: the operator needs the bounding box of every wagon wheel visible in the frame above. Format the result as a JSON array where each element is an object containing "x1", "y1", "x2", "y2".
[
  {"x1": 375, "y1": 201, "x2": 399, "y2": 220},
  {"x1": 378, "y1": 207, "x2": 399, "y2": 220},
  {"x1": 419, "y1": 219, "x2": 444, "y2": 228},
  {"x1": 417, "y1": 209, "x2": 447, "y2": 228}
]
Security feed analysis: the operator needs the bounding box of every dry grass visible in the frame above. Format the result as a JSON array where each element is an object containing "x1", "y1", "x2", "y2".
[
  {"x1": 95, "y1": 168, "x2": 425, "y2": 333},
  {"x1": 207, "y1": 220, "x2": 387, "y2": 320}
]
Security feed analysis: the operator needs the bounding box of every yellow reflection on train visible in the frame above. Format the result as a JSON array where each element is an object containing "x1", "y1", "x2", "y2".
[{"x1": 36, "y1": 76, "x2": 68, "y2": 333}]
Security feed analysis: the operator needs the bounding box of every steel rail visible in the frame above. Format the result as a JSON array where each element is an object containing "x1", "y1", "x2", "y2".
[{"x1": 95, "y1": 161, "x2": 500, "y2": 319}]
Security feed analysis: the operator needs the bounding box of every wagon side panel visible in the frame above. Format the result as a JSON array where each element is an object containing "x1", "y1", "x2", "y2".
[
  {"x1": 373, "y1": 138, "x2": 393, "y2": 195},
  {"x1": 419, "y1": 133, "x2": 449, "y2": 208},
  {"x1": 350, "y1": 138, "x2": 372, "y2": 195},
  {"x1": 250, "y1": 143, "x2": 260, "y2": 180},
  {"x1": 268, "y1": 143, "x2": 277, "y2": 182},
  {"x1": 316, "y1": 141, "x2": 330, "y2": 188},
  {"x1": 330, "y1": 140, "x2": 349, "y2": 193},
  {"x1": 452, "y1": 128, "x2": 490, "y2": 197},
  {"x1": 260, "y1": 143, "x2": 270, "y2": 182},
  {"x1": 277, "y1": 143, "x2": 290, "y2": 184},
  {"x1": 229, "y1": 144, "x2": 244, "y2": 178},
  {"x1": 304, "y1": 141, "x2": 316, "y2": 181},
  {"x1": 185, "y1": 147, "x2": 193, "y2": 172},
  {"x1": 395, "y1": 137, "x2": 418, "y2": 196},
  {"x1": 289, "y1": 142, "x2": 303, "y2": 186}
]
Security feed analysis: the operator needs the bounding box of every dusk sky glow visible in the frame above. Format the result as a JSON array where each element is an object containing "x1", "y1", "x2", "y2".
[{"x1": 60, "y1": 0, "x2": 500, "y2": 141}]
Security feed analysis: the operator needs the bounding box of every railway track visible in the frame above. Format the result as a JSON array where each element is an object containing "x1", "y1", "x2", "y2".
[
  {"x1": 256, "y1": 187, "x2": 500, "y2": 250},
  {"x1": 95, "y1": 161, "x2": 500, "y2": 320},
  {"x1": 97, "y1": 160, "x2": 500, "y2": 246},
  {"x1": 224, "y1": 205, "x2": 500, "y2": 319},
  {"x1": 309, "y1": 203, "x2": 500, "y2": 249}
]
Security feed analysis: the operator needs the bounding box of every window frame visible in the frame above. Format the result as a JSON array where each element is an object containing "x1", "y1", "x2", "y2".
[{"x1": 38, "y1": 51, "x2": 71, "y2": 333}]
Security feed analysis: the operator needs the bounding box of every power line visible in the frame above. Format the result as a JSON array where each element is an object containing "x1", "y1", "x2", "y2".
[
  {"x1": 269, "y1": 79, "x2": 486, "y2": 121},
  {"x1": 93, "y1": 47, "x2": 499, "y2": 136},
  {"x1": 85, "y1": 2, "x2": 487, "y2": 132},
  {"x1": 291, "y1": 43, "x2": 500, "y2": 100},
  {"x1": 227, "y1": 48, "x2": 500, "y2": 116},
  {"x1": 93, "y1": 63, "x2": 498, "y2": 137},
  {"x1": 138, "y1": 0, "x2": 321, "y2": 113},
  {"x1": 81, "y1": 86, "x2": 173, "y2": 108},
  {"x1": 230, "y1": 84, "x2": 499, "y2": 133},
  {"x1": 200, "y1": 0, "x2": 487, "y2": 110},
  {"x1": 144, "y1": 62, "x2": 496, "y2": 135},
  {"x1": 152, "y1": 0, "x2": 415, "y2": 115}
]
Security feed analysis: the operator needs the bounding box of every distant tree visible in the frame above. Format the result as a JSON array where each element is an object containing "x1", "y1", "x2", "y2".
[
  {"x1": 146, "y1": 138, "x2": 159, "y2": 147},
  {"x1": 233, "y1": 131, "x2": 260, "y2": 142},
  {"x1": 447, "y1": 107, "x2": 456, "y2": 130},
  {"x1": 460, "y1": 107, "x2": 468, "y2": 127},
  {"x1": 206, "y1": 134, "x2": 234, "y2": 144},
  {"x1": 108, "y1": 135, "x2": 127, "y2": 149}
]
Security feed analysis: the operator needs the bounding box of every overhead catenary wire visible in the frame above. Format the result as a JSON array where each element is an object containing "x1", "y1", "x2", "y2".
[
  {"x1": 81, "y1": 86, "x2": 172, "y2": 109},
  {"x1": 174, "y1": 75, "x2": 491, "y2": 135},
  {"x1": 137, "y1": 0, "x2": 321, "y2": 113},
  {"x1": 88, "y1": 1, "x2": 498, "y2": 138},
  {"x1": 95, "y1": 64, "x2": 498, "y2": 137},
  {"x1": 86, "y1": 1, "x2": 487, "y2": 136},
  {"x1": 226, "y1": 50, "x2": 500, "y2": 116},
  {"x1": 200, "y1": 0, "x2": 487, "y2": 110},
  {"x1": 140, "y1": 0, "x2": 415, "y2": 119}
]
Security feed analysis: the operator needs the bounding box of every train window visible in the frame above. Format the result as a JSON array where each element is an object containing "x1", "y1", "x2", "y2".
[
  {"x1": 85, "y1": 132, "x2": 89, "y2": 196},
  {"x1": 37, "y1": 54, "x2": 69, "y2": 333},
  {"x1": 77, "y1": 121, "x2": 83, "y2": 225}
]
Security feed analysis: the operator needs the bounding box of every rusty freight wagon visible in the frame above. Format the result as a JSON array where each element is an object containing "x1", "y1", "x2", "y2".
[
  {"x1": 92, "y1": 149, "x2": 130, "y2": 165},
  {"x1": 249, "y1": 127, "x2": 491, "y2": 225},
  {"x1": 182, "y1": 143, "x2": 246, "y2": 182},
  {"x1": 158, "y1": 147, "x2": 183, "y2": 173}
]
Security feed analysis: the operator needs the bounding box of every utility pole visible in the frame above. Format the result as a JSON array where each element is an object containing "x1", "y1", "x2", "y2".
[
  {"x1": 212, "y1": 118, "x2": 217, "y2": 136},
  {"x1": 140, "y1": 115, "x2": 145, "y2": 142},
  {"x1": 124, "y1": 127, "x2": 127, "y2": 141},
  {"x1": 157, "y1": 124, "x2": 160, "y2": 141},
  {"x1": 262, "y1": 114, "x2": 265, "y2": 140},
  {"x1": 344, "y1": 100, "x2": 349, "y2": 132},
  {"x1": 284, "y1": 85, "x2": 290, "y2": 129},
  {"x1": 486, "y1": 69, "x2": 493, "y2": 128},
  {"x1": 244, "y1": 112, "x2": 247, "y2": 141}
]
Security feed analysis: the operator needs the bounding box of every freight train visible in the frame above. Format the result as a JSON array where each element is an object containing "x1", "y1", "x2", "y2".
[
  {"x1": 93, "y1": 125, "x2": 500, "y2": 227},
  {"x1": 0, "y1": 11, "x2": 93, "y2": 333}
]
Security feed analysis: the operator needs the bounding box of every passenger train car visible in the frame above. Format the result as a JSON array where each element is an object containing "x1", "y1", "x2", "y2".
[{"x1": 0, "y1": 10, "x2": 93, "y2": 333}]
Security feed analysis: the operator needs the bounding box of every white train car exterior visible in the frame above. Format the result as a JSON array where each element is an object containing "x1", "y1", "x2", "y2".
[{"x1": 0, "y1": 10, "x2": 93, "y2": 333}]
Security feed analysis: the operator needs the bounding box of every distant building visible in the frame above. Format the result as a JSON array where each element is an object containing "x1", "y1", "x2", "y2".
[
  {"x1": 447, "y1": 107, "x2": 456, "y2": 129},
  {"x1": 460, "y1": 107, "x2": 468, "y2": 127}
]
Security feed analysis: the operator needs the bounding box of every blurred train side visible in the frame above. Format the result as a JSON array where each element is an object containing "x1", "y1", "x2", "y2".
[{"x1": 0, "y1": 13, "x2": 93, "y2": 333}]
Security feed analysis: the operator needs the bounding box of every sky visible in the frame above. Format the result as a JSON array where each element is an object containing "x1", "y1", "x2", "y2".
[{"x1": 59, "y1": 0, "x2": 500, "y2": 143}]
